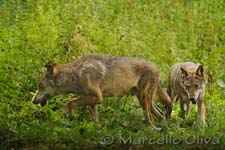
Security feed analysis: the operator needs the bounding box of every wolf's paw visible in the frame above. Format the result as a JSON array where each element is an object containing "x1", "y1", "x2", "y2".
[
  {"x1": 151, "y1": 126, "x2": 162, "y2": 132},
  {"x1": 64, "y1": 113, "x2": 74, "y2": 121},
  {"x1": 69, "y1": 115, "x2": 74, "y2": 121},
  {"x1": 165, "y1": 104, "x2": 173, "y2": 119}
]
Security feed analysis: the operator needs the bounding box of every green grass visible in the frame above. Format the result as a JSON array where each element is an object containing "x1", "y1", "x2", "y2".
[{"x1": 0, "y1": 0, "x2": 225, "y2": 149}]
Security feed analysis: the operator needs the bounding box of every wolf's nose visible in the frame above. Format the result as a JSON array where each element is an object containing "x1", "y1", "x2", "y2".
[
  {"x1": 190, "y1": 98, "x2": 195, "y2": 101},
  {"x1": 190, "y1": 98, "x2": 196, "y2": 104}
]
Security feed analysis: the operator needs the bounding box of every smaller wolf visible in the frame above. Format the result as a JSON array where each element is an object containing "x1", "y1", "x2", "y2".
[
  {"x1": 168, "y1": 62, "x2": 206, "y2": 126},
  {"x1": 32, "y1": 54, "x2": 172, "y2": 129}
]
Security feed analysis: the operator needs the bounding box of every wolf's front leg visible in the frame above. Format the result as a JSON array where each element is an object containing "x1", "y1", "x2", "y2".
[
  {"x1": 68, "y1": 95, "x2": 103, "y2": 121},
  {"x1": 186, "y1": 101, "x2": 192, "y2": 117},
  {"x1": 198, "y1": 100, "x2": 206, "y2": 127},
  {"x1": 179, "y1": 100, "x2": 186, "y2": 118}
]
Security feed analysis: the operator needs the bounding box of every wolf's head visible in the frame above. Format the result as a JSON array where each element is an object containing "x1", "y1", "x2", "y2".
[
  {"x1": 32, "y1": 62, "x2": 59, "y2": 106},
  {"x1": 180, "y1": 65, "x2": 206, "y2": 104}
]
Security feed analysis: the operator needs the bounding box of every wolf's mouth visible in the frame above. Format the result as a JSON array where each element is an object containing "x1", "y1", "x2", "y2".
[
  {"x1": 190, "y1": 97, "x2": 197, "y2": 104},
  {"x1": 190, "y1": 99, "x2": 196, "y2": 104},
  {"x1": 41, "y1": 94, "x2": 50, "y2": 106},
  {"x1": 191, "y1": 100, "x2": 196, "y2": 104}
]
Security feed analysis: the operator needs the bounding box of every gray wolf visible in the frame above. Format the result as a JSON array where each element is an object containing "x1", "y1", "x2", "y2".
[
  {"x1": 168, "y1": 62, "x2": 206, "y2": 126},
  {"x1": 32, "y1": 54, "x2": 172, "y2": 129}
]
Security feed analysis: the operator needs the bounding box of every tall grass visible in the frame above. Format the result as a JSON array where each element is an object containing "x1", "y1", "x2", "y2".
[{"x1": 0, "y1": 0, "x2": 224, "y2": 149}]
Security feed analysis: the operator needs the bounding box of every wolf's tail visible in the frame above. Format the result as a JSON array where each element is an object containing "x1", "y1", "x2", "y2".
[{"x1": 156, "y1": 81, "x2": 172, "y2": 117}]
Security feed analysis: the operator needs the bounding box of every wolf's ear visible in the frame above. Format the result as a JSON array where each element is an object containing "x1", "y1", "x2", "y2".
[
  {"x1": 181, "y1": 67, "x2": 188, "y2": 79},
  {"x1": 196, "y1": 65, "x2": 204, "y2": 77},
  {"x1": 45, "y1": 62, "x2": 57, "y2": 77}
]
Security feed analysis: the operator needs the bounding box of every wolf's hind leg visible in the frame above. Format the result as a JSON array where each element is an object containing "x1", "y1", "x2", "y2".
[
  {"x1": 137, "y1": 73, "x2": 162, "y2": 131},
  {"x1": 137, "y1": 89, "x2": 155, "y2": 128},
  {"x1": 90, "y1": 105, "x2": 99, "y2": 123},
  {"x1": 151, "y1": 102, "x2": 164, "y2": 121},
  {"x1": 156, "y1": 84, "x2": 172, "y2": 118}
]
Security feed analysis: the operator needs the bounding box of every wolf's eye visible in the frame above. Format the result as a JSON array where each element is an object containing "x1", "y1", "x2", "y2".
[
  {"x1": 194, "y1": 84, "x2": 199, "y2": 89},
  {"x1": 185, "y1": 85, "x2": 191, "y2": 89}
]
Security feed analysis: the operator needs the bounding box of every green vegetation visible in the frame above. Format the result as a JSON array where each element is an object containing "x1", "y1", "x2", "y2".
[{"x1": 0, "y1": 0, "x2": 224, "y2": 149}]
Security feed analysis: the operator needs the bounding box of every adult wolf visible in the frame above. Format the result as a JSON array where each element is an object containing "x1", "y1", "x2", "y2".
[
  {"x1": 168, "y1": 62, "x2": 206, "y2": 127},
  {"x1": 32, "y1": 54, "x2": 172, "y2": 129}
]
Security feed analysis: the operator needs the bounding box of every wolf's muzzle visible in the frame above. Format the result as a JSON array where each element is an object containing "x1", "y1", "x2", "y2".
[
  {"x1": 190, "y1": 98, "x2": 196, "y2": 104},
  {"x1": 40, "y1": 94, "x2": 50, "y2": 106},
  {"x1": 32, "y1": 99, "x2": 39, "y2": 104},
  {"x1": 32, "y1": 94, "x2": 50, "y2": 106}
]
